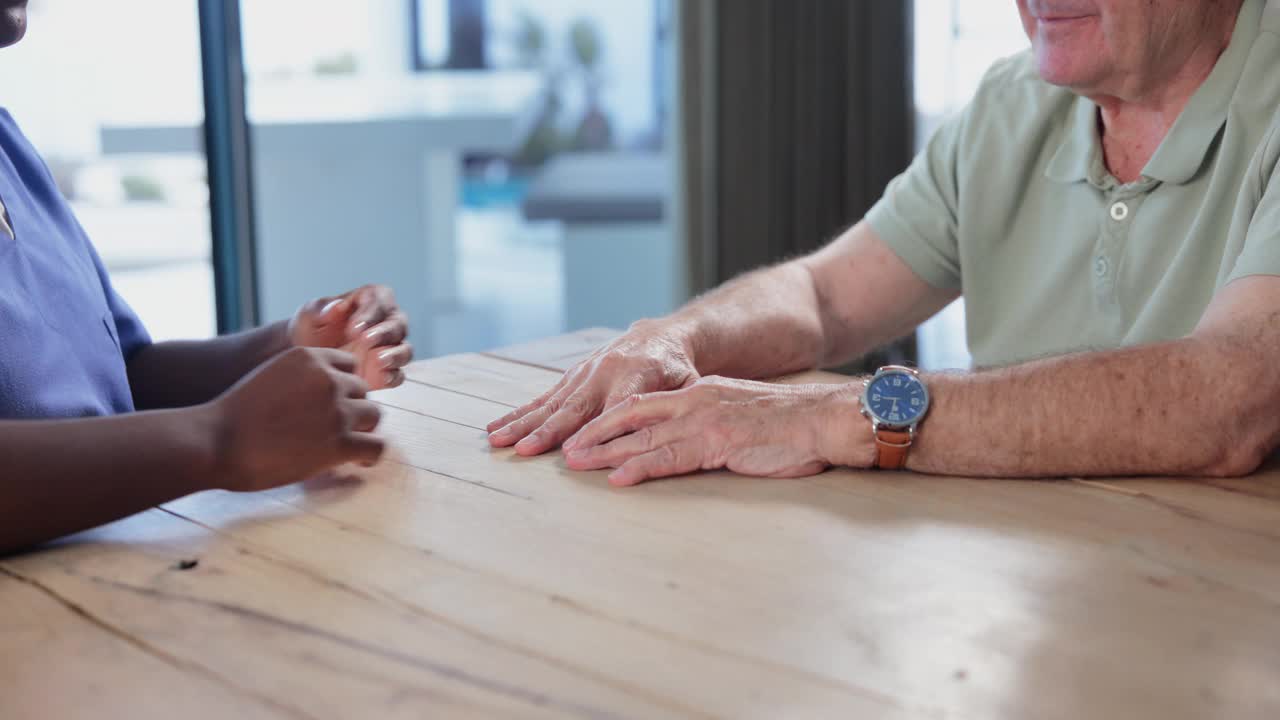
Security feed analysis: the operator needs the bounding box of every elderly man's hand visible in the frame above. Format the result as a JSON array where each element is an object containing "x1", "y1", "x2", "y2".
[
  {"x1": 559, "y1": 376, "x2": 872, "y2": 486},
  {"x1": 289, "y1": 285, "x2": 412, "y2": 390},
  {"x1": 487, "y1": 322, "x2": 699, "y2": 455}
]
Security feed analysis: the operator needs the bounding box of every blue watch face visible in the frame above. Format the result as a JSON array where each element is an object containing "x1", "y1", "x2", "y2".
[{"x1": 865, "y1": 371, "x2": 928, "y2": 426}]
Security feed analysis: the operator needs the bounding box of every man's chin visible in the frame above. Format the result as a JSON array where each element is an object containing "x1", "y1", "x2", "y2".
[
  {"x1": 0, "y1": 6, "x2": 26, "y2": 49},
  {"x1": 1033, "y1": 48, "x2": 1102, "y2": 90}
]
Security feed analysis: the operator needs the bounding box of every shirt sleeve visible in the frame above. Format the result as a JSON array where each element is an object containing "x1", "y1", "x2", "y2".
[
  {"x1": 864, "y1": 108, "x2": 966, "y2": 290},
  {"x1": 86, "y1": 239, "x2": 153, "y2": 362},
  {"x1": 1226, "y1": 131, "x2": 1280, "y2": 285}
]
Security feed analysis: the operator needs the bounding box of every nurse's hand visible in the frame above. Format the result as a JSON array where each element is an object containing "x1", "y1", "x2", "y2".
[
  {"x1": 289, "y1": 285, "x2": 412, "y2": 390},
  {"x1": 211, "y1": 347, "x2": 385, "y2": 492}
]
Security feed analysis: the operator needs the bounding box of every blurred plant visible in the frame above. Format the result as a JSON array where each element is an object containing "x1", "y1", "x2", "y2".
[
  {"x1": 512, "y1": 10, "x2": 547, "y2": 69},
  {"x1": 569, "y1": 18, "x2": 602, "y2": 70},
  {"x1": 121, "y1": 175, "x2": 166, "y2": 203},
  {"x1": 314, "y1": 52, "x2": 359, "y2": 76},
  {"x1": 567, "y1": 18, "x2": 613, "y2": 152},
  {"x1": 508, "y1": 12, "x2": 616, "y2": 165},
  {"x1": 512, "y1": 11, "x2": 567, "y2": 166}
]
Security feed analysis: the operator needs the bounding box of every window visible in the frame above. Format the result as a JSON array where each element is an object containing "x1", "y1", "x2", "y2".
[
  {"x1": 913, "y1": 0, "x2": 1029, "y2": 370},
  {"x1": 239, "y1": 0, "x2": 678, "y2": 357},
  {"x1": 0, "y1": 0, "x2": 216, "y2": 341}
]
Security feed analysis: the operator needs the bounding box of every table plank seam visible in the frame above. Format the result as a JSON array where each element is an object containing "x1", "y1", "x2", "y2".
[
  {"x1": 1069, "y1": 479, "x2": 1280, "y2": 545},
  {"x1": 155, "y1": 508, "x2": 716, "y2": 720},
  {"x1": 374, "y1": 397, "x2": 490, "y2": 433},
  {"x1": 0, "y1": 564, "x2": 316, "y2": 720},
  {"x1": 477, "y1": 352, "x2": 578, "y2": 375},
  {"x1": 387, "y1": 459, "x2": 534, "y2": 500},
  {"x1": 403, "y1": 377, "x2": 519, "y2": 409}
]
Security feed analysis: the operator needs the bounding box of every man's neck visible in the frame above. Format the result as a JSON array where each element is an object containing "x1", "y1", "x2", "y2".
[{"x1": 1092, "y1": 19, "x2": 1238, "y2": 183}]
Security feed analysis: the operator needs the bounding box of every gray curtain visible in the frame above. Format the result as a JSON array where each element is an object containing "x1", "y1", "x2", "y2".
[{"x1": 679, "y1": 0, "x2": 917, "y2": 369}]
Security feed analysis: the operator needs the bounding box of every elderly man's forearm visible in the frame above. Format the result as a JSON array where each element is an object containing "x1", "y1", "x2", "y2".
[
  {"x1": 657, "y1": 262, "x2": 830, "y2": 379},
  {"x1": 897, "y1": 340, "x2": 1275, "y2": 478}
]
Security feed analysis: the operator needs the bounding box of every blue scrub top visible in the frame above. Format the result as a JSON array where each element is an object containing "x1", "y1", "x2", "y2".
[{"x1": 0, "y1": 108, "x2": 151, "y2": 419}]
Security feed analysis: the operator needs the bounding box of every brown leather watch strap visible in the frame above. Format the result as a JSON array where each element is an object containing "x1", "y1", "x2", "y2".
[{"x1": 873, "y1": 429, "x2": 913, "y2": 470}]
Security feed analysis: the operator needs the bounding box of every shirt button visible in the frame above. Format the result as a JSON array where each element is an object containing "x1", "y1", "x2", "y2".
[
  {"x1": 1110, "y1": 201, "x2": 1129, "y2": 221},
  {"x1": 1094, "y1": 255, "x2": 1110, "y2": 277}
]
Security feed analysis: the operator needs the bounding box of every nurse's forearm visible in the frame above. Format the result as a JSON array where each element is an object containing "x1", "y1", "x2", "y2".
[
  {"x1": 127, "y1": 321, "x2": 291, "y2": 410},
  {"x1": 0, "y1": 407, "x2": 220, "y2": 556}
]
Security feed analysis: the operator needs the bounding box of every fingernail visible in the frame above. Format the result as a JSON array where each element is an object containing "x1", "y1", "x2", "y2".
[
  {"x1": 562, "y1": 437, "x2": 577, "y2": 451},
  {"x1": 565, "y1": 448, "x2": 584, "y2": 460},
  {"x1": 365, "y1": 327, "x2": 385, "y2": 342},
  {"x1": 321, "y1": 299, "x2": 344, "y2": 315},
  {"x1": 490, "y1": 428, "x2": 509, "y2": 441},
  {"x1": 377, "y1": 349, "x2": 396, "y2": 367},
  {"x1": 352, "y1": 320, "x2": 369, "y2": 332}
]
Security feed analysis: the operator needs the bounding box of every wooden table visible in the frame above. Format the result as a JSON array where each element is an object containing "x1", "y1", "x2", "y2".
[{"x1": 4, "y1": 330, "x2": 1279, "y2": 719}]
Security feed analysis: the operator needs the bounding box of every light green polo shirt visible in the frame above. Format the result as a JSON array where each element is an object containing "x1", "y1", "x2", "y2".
[{"x1": 867, "y1": 0, "x2": 1280, "y2": 368}]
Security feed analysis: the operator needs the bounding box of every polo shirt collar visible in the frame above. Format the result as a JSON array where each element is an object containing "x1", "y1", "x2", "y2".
[
  {"x1": 1045, "y1": 0, "x2": 1264, "y2": 187},
  {"x1": 1045, "y1": 96, "x2": 1098, "y2": 184}
]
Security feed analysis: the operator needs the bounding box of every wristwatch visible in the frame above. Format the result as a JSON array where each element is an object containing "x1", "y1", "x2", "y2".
[{"x1": 860, "y1": 365, "x2": 931, "y2": 470}]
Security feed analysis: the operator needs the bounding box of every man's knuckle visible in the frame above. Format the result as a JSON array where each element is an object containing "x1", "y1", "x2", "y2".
[
  {"x1": 596, "y1": 353, "x2": 622, "y2": 371},
  {"x1": 545, "y1": 393, "x2": 568, "y2": 413},
  {"x1": 635, "y1": 426, "x2": 656, "y2": 451},
  {"x1": 657, "y1": 444, "x2": 680, "y2": 468},
  {"x1": 688, "y1": 383, "x2": 716, "y2": 400},
  {"x1": 563, "y1": 395, "x2": 593, "y2": 417}
]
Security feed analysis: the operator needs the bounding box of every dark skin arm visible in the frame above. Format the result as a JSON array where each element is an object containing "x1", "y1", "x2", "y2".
[
  {"x1": 0, "y1": 406, "x2": 220, "y2": 554},
  {"x1": 0, "y1": 285, "x2": 413, "y2": 557},
  {"x1": 127, "y1": 323, "x2": 291, "y2": 409},
  {"x1": 0, "y1": 348, "x2": 383, "y2": 556}
]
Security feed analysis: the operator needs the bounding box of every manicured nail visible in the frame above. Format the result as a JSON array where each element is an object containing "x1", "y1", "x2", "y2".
[{"x1": 378, "y1": 349, "x2": 396, "y2": 367}]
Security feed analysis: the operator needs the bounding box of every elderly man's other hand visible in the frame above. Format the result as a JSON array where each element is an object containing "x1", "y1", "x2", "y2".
[
  {"x1": 289, "y1": 285, "x2": 412, "y2": 391},
  {"x1": 560, "y1": 376, "x2": 872, "y2": 486},
  {"x1": 487, "y1": 322, "x2": 699, "y2": 456}
]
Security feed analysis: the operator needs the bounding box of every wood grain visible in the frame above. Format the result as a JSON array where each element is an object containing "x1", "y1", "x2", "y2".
[{"x1": 4, "y1": 331, "x2": 1279, "y2": 719}]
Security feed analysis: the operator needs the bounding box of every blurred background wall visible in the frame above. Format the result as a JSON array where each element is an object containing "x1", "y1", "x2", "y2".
[{"x1": 0, "y1": 0, "x2": 1027, "y2": 367}]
